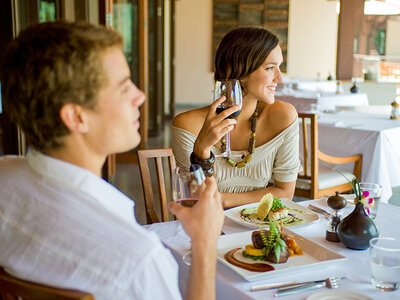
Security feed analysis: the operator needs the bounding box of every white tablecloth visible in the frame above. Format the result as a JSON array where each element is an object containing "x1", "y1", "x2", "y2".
[
  {"x1": 279, "y1": 79, "x2": 337, "y2": 94},
  {"x1": 317, "y1": 111, "x2": 400, "y2": 203},
  {"x1": 296, "y1": 80, "x2": 338, "y2": 93},
  {"x1": 146, "y1": 200, "x2": 400, "y2": 300},
  {"x1": 277, "y1": 91, "x2": 369, "y2": 112}
]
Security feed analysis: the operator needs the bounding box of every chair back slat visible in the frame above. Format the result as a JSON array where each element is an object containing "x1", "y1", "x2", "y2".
[
  {"x1": 0, "y1": 267, "x2": 94, "y2": 300},
  {"x1": 138, "y1": 150, "x2": 159, "y2": 223},
  {"x1": 138, "y1": 148, "x2": 176, "y2": 224},
  {"x1": 155, "y1": 156, "x2": 168, "y2": 222}
]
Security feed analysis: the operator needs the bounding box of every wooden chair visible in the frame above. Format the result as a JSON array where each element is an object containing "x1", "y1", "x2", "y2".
[
  {"x1": 0, "y1": 267, "x2": 94, "y2": 300},
  {"x1": 137, "y1": 148, "x2": 176, "y2": 224},
  {"x1": 296, "y1": 113, "x2": 363, "y2": 199}
]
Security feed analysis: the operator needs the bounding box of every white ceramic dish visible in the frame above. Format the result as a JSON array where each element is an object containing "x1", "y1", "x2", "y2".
[
  {"x1": 306, "y1": 290, "x2": 372, "y2": 300},
  {"x1": 224, "y1": 198, "x2": 319, "y2": 229},
  {"x1": 217, "y1": 228, "x2": 347, "y2": 282}
]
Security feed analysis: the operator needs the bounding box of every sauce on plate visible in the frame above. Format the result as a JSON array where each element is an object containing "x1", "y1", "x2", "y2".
[{"x1": 224, "y1": 248, "x2": 275, "y2": 272}]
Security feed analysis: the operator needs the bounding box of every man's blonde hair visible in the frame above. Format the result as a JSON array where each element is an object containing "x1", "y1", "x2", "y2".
[{"x1": 0, "y1": 21, "x2": 123, "y2": 151}]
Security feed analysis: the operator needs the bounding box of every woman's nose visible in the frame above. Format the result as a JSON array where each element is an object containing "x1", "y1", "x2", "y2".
[{"x1": 275, "y1": 69, "x2": 283, "y2": 83}]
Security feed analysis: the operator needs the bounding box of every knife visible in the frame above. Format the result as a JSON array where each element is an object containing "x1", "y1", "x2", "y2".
[
  {"x1": 251, "y1": 281, "x2": 300, "y2": 291},
  {"x1": 308, "y1": 204, "x2": 330, "y2": 219}
]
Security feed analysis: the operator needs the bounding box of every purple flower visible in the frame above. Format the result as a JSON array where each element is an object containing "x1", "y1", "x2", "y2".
[
  {"x1": 362, "y1": 190, "x2": 370, "y2": 197},
  {"x1": 364, "y1": 206, "x2": 370, "y2": 215}
]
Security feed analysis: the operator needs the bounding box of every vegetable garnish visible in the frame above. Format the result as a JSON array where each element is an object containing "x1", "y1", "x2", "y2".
[{"x1": 259, "y1": 221, "x2": 287, "y2": 263}]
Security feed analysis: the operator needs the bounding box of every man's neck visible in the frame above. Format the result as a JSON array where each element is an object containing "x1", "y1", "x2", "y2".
[{"x1": 44, "y1": 142, "x2": 106, "y2": 177}]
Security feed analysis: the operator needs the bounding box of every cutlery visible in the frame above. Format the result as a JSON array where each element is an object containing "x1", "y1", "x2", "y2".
[
  {"x1": 275, "y1": 276, "x2": 344, "y2": 297},
  {"x1": 251, "y1": 281, "x2": 300, "y2": 291},
  {"x1": 308, "y1": 204, "x2": 330, "y2": 219}
]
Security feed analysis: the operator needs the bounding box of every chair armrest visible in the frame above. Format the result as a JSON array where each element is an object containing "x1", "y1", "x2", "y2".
[
  {"x1": 318, "y1": 151, "x2": 361, "y2": 164},
  {"x1": 318, "y1": 151, "x2": 362, "y2": 180}
]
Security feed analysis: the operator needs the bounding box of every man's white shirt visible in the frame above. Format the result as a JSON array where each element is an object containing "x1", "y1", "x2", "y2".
[{"x1": 0, "y1": 149, "x2": 182, "y2": 299}]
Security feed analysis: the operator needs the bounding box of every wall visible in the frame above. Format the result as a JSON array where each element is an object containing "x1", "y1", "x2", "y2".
[
  {"x1": 386, "y1": 18, "x2": 400, "y2": 56},
  {"x1": 287, "y1": 0, "x2": 338, "y2": 80},
  {"x1": 175, "y1": 0, "x2": 214, "y2": 106},
  {"x1": 175, "y1": 0, "x2": 338, "y2": 106}
]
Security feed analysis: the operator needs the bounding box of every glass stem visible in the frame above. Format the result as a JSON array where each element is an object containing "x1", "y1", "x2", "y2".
[{"x1": 225, "y1": 132, "x2": 231, "y2": 157}]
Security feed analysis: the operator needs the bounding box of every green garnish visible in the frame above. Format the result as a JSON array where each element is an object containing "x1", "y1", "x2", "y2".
[
  {"x1": 259, "y1": 221, "x2": 286, "y2": 263},
  {"x1": 271, "y1": 197, "x2": 286, "y2": 211}
]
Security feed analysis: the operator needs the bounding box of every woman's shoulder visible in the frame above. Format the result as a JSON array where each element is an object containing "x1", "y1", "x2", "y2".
[
  {"x1": 264, "y1": 100, "x2": 298, "y2": 130},
  {"x1": 172, "y1": 106, "x2": 209, "y2": 135}
]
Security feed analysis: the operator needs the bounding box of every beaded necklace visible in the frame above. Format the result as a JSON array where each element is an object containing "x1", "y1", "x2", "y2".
[{"x1": 220, "y1": 101, "x2": 259, "y2": 168}]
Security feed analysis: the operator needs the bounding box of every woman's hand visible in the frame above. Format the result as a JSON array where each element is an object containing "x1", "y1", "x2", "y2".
[{"x1": 193, "y1": 96, "x2": 240, "y2": 159}]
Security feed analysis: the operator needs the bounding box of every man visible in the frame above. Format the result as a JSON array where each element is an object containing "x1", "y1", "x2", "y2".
[{"x1": 0, "y1": 21, "x2": 224, "y2": 300}]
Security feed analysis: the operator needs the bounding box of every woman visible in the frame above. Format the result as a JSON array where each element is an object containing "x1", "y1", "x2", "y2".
[{"x1": 172, "y1": 26, "x2": 301, "y2": 209}]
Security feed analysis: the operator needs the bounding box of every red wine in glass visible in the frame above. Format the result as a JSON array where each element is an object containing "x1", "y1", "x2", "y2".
[
  {"x1": 176, "y1": 198, "x2": 199, "y2": 207},
  {"x1": 216, "y1": 106, "x2": 242, "y2": 119},
  {"x1": 172, "y1": 165, "x2": 205, "y2": 266},
  {"x1": 214, "y1": 79, "x2": 243, "y2": 158}
]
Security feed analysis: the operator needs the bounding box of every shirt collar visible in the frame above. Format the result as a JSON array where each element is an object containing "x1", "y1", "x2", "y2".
[
  {"x1": 27, "y1": 148, "x2": 100, "y2": 190},
  {"x1": 26, "y1": 149, "x2": 135, "y2": 223}
]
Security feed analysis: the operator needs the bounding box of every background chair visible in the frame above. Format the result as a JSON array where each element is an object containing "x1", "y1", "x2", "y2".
[
  {"x1": 137, "y1": 148, "x2": 176, "y2": 224},
  {"x1": 296, "y1": 113, "x2": 363, "y2": 199},
  {"x1": 0, "y1": 267, "x2": 94, "y2": 300}
]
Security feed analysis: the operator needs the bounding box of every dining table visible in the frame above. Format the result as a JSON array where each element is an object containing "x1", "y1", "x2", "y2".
[
  {"x1": 276, "y1": 90, "x2": 369, "y2": 113},
  {"x1": 316, "y1": 110, "x2": 400, "y2": 203},
  {"x1": 145, "y1": 199, "x2": 400, "y2": 299},
  {"x1": 294, "y1": 80, "x2": 337, "y2": 93},
  {"x1": 280, "y1": 79, "x2": 338, "y2": 94}
]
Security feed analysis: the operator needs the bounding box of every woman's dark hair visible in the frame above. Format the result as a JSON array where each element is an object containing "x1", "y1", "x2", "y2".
[{"x1": 214, "y1": 26, "x2": 280, "y2": 82}]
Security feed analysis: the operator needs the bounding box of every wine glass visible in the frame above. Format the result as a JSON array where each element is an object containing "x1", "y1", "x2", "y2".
[
  {"x1": 214, "y1": 79, "x2": 243, "y2": 158},
  {"x1": 172, "y1": 164, "x2": 205, "y2": 265}
]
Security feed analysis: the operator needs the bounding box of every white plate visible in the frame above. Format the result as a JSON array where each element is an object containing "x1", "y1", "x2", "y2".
[
  {"x1": 224, "y1": 198, "x2": 319, "y2": 229},
  {"x1": 306, "y1": 290, "x2": 372, "y2": 300},
  {"x1": 217, "y1": 228, "x2": 347, "y2": 282}
]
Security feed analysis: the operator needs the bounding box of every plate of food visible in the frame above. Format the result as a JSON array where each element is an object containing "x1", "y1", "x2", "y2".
[
  {"x1": 217, "y1": 226, "x2": 347, "y2": 282},
  {"x1": 224, "y1": 194, "x2": 319, "y2": 229}
]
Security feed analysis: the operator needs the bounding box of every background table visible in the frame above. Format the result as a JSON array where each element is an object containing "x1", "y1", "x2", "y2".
[
  {"x1": 146, "y1": 200, "x2": 400, "y2": 300},
  {"x1": 316, "y1": 110, "x2": 400, "y2": 203},
  {"x1": 279, "y1": 79, "x2": 337, "y2": 94},
  {"x1": 295, "y1": 80, "x2": 337, "y2": 93},
  {"x1": 276, "y1": 90, "x2": 369, "y2": 112}
]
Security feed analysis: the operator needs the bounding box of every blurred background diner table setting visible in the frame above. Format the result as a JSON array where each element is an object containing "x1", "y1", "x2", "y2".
[
  {"x1": 277, "y1": 75, "x2": 400, "y2": 205},
  {"x1": 276, "y1": 86, "x2": 369, "y2": 113},
  {"x1": 277, "y1": 76, "x2": 369, "y2": 111},
  {"x1": 313, "y1": 109, "x2": 400, "y2": 204}
]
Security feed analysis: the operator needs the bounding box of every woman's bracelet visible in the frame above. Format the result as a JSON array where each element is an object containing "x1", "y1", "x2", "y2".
[{"x1": 190, "y1": 151, "x2": 215, "y2": 176}]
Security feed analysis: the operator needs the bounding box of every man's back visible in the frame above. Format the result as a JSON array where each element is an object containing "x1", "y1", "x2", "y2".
[{"x1": 0, "y1": 151, "x2": 181, "y2": 300}]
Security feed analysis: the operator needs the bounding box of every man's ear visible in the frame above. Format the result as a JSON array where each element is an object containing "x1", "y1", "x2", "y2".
[{"x1": 59, "y1": 103, "x2": 89, "y2": 133}]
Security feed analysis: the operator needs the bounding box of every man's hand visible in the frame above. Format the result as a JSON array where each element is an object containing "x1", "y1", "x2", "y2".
[
  {"x1": 168, "y1": 176, "x2": 223, "y2": 300},
  {"x1": 168, "y1": 176, "x2": 224, "y2": 249}
]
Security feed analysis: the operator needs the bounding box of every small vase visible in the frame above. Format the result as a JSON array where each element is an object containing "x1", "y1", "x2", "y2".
[{"x1": 337, "y1": 202, "x2": 379, "y2": 250}]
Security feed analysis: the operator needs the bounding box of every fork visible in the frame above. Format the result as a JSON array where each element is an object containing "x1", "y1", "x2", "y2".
[{"x1": 274, "y1": 277, "x2": 344, "y2": 297}]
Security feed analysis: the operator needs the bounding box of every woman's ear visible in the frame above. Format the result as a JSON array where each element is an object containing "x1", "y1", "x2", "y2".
[{"x1": 59, "y1": 103, "x2": 89, "y2": 133}]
